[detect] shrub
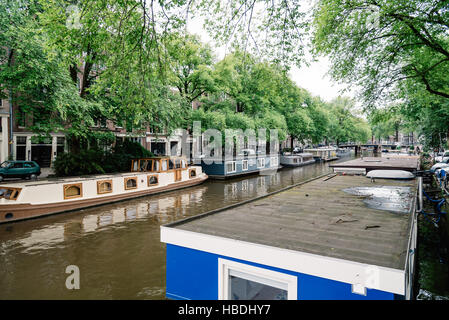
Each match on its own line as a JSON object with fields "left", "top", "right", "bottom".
{"left": 54, "top": 140, "right": 154, "bottom": 176}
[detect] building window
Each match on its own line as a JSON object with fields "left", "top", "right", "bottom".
{"left": 189, "top": 169, "right": 196, "bottom": 178}
{"left": 97, "top": 180, "right": 112, "bottom": 194}
{"left": 257, "top": 158, "right": 265, "bottom": 168}
{"left": 124, "top": 177, "right": 137, "bottom": 190}
{"left": 226, "top": 161, "right": 236, "bottom": 173}
{"left": 218, "top": 259, "right": 297, "bottom": 300}
{"left": 57, "top": 137, "right": 65, "bottom": 145}
{"left": 16, "top": 136, "right": 27, "bottom": 145}
{"left": 148, "top": 175, "right": 158, "bottom": 186}
{"left": 64, "top": 183, "right": 83, "bottom": 199}
{"left": 242, "top": 160, "right": 248, "bottom": 171}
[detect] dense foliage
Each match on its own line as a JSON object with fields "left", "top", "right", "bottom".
{"left": 53, "top": 140, "right": 153, "bottom": 176}
{"left": 1, "top": 0, "right": 373, "bottom": 168}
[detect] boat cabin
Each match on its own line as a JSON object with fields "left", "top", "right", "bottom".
{"left": 161, "top": 174, "right": 418, "bottom": 300}
{"left": 0, "top": 156, "right": 206, "bottom": 224}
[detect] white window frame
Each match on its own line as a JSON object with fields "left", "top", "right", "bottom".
{"left": 270, "top": 156, "right": 278, "bottom": 168}
{"left": 226, "top": 161, "right": 236, "bottom": 173}
{"left": 257, "top": 157, "right": 265, "bottom": 169}
{"left": 218, "top": 258, "right": 297, "bottom": 300}
{"left": 242, "top": 160, "right": 249, "bottom": 171}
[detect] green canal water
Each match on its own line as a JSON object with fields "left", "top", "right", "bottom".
{"left": 0, "top": 153, "right": 448, "bottom": 299}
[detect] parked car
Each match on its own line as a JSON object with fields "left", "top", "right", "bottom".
{"left": 0, "top": 160, "right": 41, "bottom": 182}
{"left": 435, "top": 151, "right": 449, "bottom": 163}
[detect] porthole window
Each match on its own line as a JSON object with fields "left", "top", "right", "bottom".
{"left": 124, "top": 177, "right": 137, "bottom": 190}
{"left": 148, "top": 175, "right": 158, "bottom": 186}
{"left": 64, "top": 183, "right": 83, "bottom": 199}
{"left": 5, "top": 213, "right": 13, "bottom": 219}
{"left": 189, "top": 169, "right": 196, "bottom": 178}
{"left": 97, "top": 180, "right": 113, "bottom": 194}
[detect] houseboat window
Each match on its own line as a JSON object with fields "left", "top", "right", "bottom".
{"left": 189, "top": 169, "right": 196, "bottom": 178}
{"left": 175, "top": 159, "right": 181, "bottom": 169}
{"left": 148, "top": 175, "right": 158, "bottom": 186}
{"left": 160, "top": 160, "right": 167, "bottom": 171}
{"left": 168, "top": 159, "right": 175, "bottom": 170}
{"left": 0, "top": 188, "right": 21, "bottom": 200}
{"left": 97, "top": 180, "right": 112, "bottom": 194}
{"left": 257, "top": 158, "right": 265, "bottom": 168}
{"left": 181, "top": 159, "right": 187, "bottom": 169}
{"left": 125, "top": 177, "right": 137, "bottom": 190}
{"left": 226, "top": 162, "right": 236, "bottom": 173}
{"left": 147, "top": 160, "right": 154, "bottom": 172}
{"left": 229, "top": 273, "right": 288, "bottom": 300}
{"left": 242, "top": 160, "right": 248, "bottom": 171}
{"left": 64, "top": 184, "right": 82, "bottom": 199}
{"left": 218, "top": 259, "right": 297, "bottom": 300}
{"left": 154, "top": 160, "right": 161, "bottom": 172}
{"left": 132, "top": 160, "right": 138, "bottom": 172}
{"left": 271, "top": 157, "right": 278, "bottom": 167}
{"left": 139, "top": 160, "right": 148, "bottom": 172}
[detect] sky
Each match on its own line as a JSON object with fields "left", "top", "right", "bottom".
{"left": 186, "top": 3, "right": 355, "bottom": 103}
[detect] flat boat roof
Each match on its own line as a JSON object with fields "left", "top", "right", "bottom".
{"left": 329, "top": 156, "right": 419, "bottom": 172}
{"left": 164, "top": 174, "right": 417, "bottom": 270}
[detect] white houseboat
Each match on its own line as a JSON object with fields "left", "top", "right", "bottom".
{"left": 0, "top": 156, "right": 207, "bottom": 224}
{"left": 280, "top": 153, "right": 315, "bottom": 167}
{"left": 303, "top": 147, "right": 338, "bottom": 162}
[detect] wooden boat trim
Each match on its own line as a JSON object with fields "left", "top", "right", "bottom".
{"left": 97, "top": 179, "right": 113, "bottom": 194}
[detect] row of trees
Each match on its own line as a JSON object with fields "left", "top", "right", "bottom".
{"left": 0, "top": 0, "right": 371, "bottom": 155}
{"left": 311, "top": 0, "right": 449, "bottom": 150}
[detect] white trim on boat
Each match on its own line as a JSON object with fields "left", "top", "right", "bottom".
{"left": 161, "top": 226, "right": 405, "bottom": 295}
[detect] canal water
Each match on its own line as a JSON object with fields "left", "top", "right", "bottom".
{"left": 0, "top": 154, "right": 447, "bottom": 299}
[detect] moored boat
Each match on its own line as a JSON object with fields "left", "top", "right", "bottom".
{"left": 197, "top": 154, "right": 281, "bottom": 179}
{"left": 0, "top": 156, "right": 207, "bottom": 224}
{"left": 280, "top": 153, "right": 315, "bottom": 167}
{"left": 303, "top": 147, "right": 338, "bottom": 162}
{"left": 336, "top": 148, "right": 352, "bottom": 157}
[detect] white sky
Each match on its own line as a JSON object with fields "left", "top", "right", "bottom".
{"left": 186, "top": 0, "right": 356, "bottom": 103}
{"left": 186, "top": 18, "right": 354, "bottom": 103}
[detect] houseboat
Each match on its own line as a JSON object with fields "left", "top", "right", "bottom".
{"left": 337, "top": 148, "right": 352, "bottom": 157}
{"left": 303, "top": 147, "right": 338, "bottom": 162}
{"left": 0, "top": 156, "right": 207, "bottom": 224}
{"left": 330, "top": 156, "right": 420, "bottom": 175}
{"left": 197, "top": 154, "right": 281, "bottom": 179}
{"left": 280, "top": 153, "right": 315, "bottom": 167}
{"left": 161, "top": 172, "right": 419, "bottom": 300}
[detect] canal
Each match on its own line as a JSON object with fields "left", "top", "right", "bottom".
{"left": 0, "top": 154, "right": 447, "bottom": 299}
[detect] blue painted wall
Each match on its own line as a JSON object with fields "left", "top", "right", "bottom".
{"left": 166, "top": 244, "right": 399, "bottom": 300}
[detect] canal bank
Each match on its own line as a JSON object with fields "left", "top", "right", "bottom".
{"left": 0, "top": 153, "right": 447, "bottom": 299}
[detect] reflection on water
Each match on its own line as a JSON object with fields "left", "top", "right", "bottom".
{"left": 0, "top": 156, "right": 353, "bottom": 299}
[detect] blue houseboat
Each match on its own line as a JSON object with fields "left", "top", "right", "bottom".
{"left": 197, "top": 154, "right": 281, "bottom": 179}
{"left": 161, "top": 173, "right": 419, "bottom": 300}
